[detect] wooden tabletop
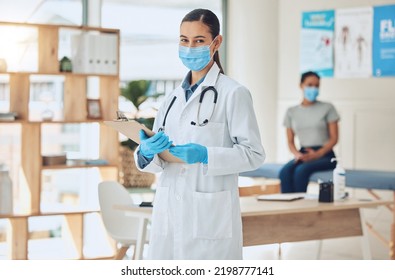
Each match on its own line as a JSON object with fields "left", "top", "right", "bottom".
{"left": 115, "top": 194, "right": 393, "bottom": 218}
{"left": 240, "top": 195, "right": 393, "bottom": 217}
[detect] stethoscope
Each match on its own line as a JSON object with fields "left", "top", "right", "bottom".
{"left": 158, "top": 86, "right": 218, "bottom": 132}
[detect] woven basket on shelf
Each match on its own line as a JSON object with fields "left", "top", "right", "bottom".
{"left": 119, "top": 145, "right": 155, "bottom": 188}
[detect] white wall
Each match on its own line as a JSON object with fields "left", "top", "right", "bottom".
{"left": 227, "top": 0, "right": 395, "bottom": 171}
{"left": 277, "top": 0, "right": 395, "bottom": 171}
{"left": 227, "top": 0, "right": 279, "bottom": 162}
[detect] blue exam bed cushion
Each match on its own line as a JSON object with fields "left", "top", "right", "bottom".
{"left": 240, "top": 163, "right": 395, "bottom": 191}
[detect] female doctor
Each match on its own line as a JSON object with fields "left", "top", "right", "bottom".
{"left": 134, "top": 8, "right": 265, "bottom": 260}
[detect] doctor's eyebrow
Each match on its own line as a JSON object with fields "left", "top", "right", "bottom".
{"left": 180, "top": 35, "right": 207, "bottom": 39}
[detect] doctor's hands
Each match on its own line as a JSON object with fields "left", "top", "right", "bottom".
{"left": 169, "top": 143, "right": 208, "bottom": 164}
{"left": 139, "top": 130, "right": 173, "bottom": 159}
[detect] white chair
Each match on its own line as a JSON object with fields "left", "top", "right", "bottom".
{"left": 98, "top": 181, "right": 148, "bottom": 260}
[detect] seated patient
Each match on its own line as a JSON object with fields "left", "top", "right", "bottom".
{"left": 279, "top": 71, "right": 340, "bottom": 193}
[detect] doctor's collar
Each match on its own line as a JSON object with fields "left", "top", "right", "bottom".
{"left": 182, "top": 71, "right": 206, "bottom": 92}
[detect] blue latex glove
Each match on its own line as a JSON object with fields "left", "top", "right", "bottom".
{"left": 169, "top": 143, "right": 208, "bottom": 164}
{"left": 139, "top": 130, "right": 172, "bottom": 159}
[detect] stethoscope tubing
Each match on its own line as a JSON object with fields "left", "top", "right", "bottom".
{"left": 159, "top": 86, "right": 218, "bottom": 131}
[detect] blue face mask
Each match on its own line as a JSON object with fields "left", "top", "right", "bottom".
{"left": 304, "top": 87, "right": 319, "bottom": 102}
{"left": 178, "top": 38, "right": 216, "bottom": 71}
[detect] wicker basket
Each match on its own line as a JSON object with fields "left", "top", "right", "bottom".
{"left": 119, "top": 145, "right": 155, "bottom": 188}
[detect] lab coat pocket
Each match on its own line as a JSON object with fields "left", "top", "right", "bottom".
{"left": 190, "top": 122, "right": 225, "bottom": 147}
{"left": 193, "top": 190, "right": 232, "bottom": 239}
{"left": 151, "top": 187, "right": 169, "bottom": 237}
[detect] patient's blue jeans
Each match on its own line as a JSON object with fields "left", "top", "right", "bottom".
{"left": 279, "top": 147, "right": 336, "bottom": 193}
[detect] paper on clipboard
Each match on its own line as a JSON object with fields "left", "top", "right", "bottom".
{"left": 103, "top": 120, "right": 184, "bottom": 163}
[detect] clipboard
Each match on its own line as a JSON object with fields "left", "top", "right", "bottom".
{"left": 103, "top": 120, "right": 184, "bottom": 163}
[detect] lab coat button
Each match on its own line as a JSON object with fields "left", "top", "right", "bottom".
{"left": 176, "top": 195, "right": 181, "bottom": 200}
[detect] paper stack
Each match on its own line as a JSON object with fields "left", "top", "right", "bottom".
{"left": 0, "top": 112, "right": 18, "bottom": 121}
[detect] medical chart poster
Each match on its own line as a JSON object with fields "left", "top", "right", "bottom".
{"left": 373, "top": 5, "right": 395, "bottom": 77}
{"left": 300, "top": 10, "right": 334, "bottom": 77}
{"left": 334, "top": 7, "right": 373, "bottom": 78}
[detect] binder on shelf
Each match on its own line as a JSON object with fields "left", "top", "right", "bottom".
{"left": 71, "top": 33, "right": 92, "bottom": 73}
{"left": 106, "top": 33, "right": 118, "bottom": 75}
{"left": 93, "top": 34, "right": 103, "bottom": 74}
{"left": 71, "top": 33, "right": 118, "bottom": 75}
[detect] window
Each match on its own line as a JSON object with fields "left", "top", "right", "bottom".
{"left": 102, "top": 0, "right": 223, "bottom": 81}
{"left": 0, "top": 0, "right": 82, "bottom": 25}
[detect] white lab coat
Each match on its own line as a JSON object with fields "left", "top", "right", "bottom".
{"left": 134, "top": 63, "right": 265, "bottom": 259}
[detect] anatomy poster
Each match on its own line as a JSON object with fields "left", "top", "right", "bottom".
{"left": 300, "top": 10, "right": 334, "bottom": 77}
{"left": 373, "top": 4, "right": 395, "bottom": 77}
{"left": 334, "top": 7, "right": 373, "bottom": 78}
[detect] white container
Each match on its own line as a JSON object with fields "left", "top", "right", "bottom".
{"left": 0, "top": 166, "right": 13, "bottom": 215}
{"left": 331, "top": 158, "right": 346, "bottom": 201}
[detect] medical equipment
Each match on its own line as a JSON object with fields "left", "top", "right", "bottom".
{"left": 190, "top": 86, "right": 218, "bottom": 126}
{"left": 158, "top": 86, "right": 218, "bottom": 131}
{"left": 158, "top": 96, "right": 177, "bottom": 132}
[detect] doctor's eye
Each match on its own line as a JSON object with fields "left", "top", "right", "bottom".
{"left": 179, "top": 38, "right": 189, "bottom": 44}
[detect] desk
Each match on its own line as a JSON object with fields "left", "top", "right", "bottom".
{"left": 240, "top": 164, "right": 395, "bottom": 259}
{"left": 240, "top": 196, "right": 391, "bottom": 260}
{"left": 115, "top": 196, "right": 392, "bottom": 260}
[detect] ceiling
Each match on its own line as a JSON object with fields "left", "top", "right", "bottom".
{"left": 0, "top": 0, "right": 222, "bottom": 23}
{"left": 104, "top": 0, "right": 221, "bottom": 10}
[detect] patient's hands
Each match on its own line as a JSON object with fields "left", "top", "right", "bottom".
{"left": 294, "top": 152, "right": 304, "bottom": 163}
{"left": 298, "top": 148, "right": 321, "bottom": 162}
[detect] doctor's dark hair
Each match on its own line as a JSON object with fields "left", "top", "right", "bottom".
{"left": 182, "top": 8, "right": 225, "bottom": 74}
{"left": 300, "top": 71, "right": 320, "bottom": 84}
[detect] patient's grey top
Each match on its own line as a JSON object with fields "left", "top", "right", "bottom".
{"left": 283, "top": 101, "right": 340, "bottom": 147}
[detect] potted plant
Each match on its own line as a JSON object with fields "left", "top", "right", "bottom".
{"left": 119, "top": 80, "right": 162, "bottom": 188}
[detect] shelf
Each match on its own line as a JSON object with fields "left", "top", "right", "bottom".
{"left": 0, "top": 120, "right": 108, "bottom": 124}
{"left": 0, "top": 20, "right": 120, "bottom": 260}
{"left": 0, "top": 210, "right": 99, "bottom": 219}
{"left": 1, "top": 71, "right": 118, "bottom": 77}
{"left": 41, "top": 164, "right": 118, "bottom": 170}
{"left": 0, "top": 21, "right": 120, "bottom": 33}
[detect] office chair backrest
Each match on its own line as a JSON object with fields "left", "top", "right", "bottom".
{"left": 98, "top": 181, "right": 139, "bottom": 245}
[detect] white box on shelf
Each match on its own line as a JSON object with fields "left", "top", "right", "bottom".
{"left": 71, "top": 33, "right": 118, "bottom": 75}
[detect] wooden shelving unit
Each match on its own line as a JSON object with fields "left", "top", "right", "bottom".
{"left": 0, "top": 22, "right": 120, "bottom": 259}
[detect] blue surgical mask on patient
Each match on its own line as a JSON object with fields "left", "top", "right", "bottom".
{"left": 304, "top": 87, "right": 319, "bottom": 102}
{"left": 179, "top": 37, "right": 217, "bottom": 71}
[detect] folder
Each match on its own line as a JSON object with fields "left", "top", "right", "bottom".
{"left": 71, "top": 33, "right": 95, "bottom": 74}
{"left": 103, "top": 120, "right": 183, "bottom": 163}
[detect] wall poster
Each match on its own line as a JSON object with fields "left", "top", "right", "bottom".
{"left": 334, "top": 7, "right": 373, "bottom": 78}
{"left": 373, "top": 4, "right": 395, "bottom": 77}
{"left": 300, "top": 10, "right": 335, "bottom": 77}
